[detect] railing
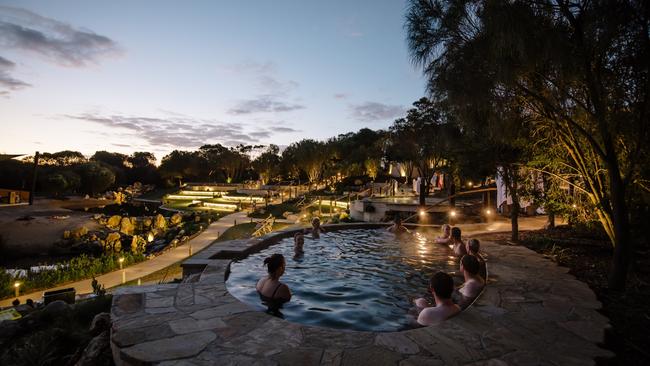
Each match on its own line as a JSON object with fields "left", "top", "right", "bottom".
{"left": 402, "top": 187, "right": 497, "bottom": 223}
{"left": 252, "top": 214, "right": 275, "bottom": 237}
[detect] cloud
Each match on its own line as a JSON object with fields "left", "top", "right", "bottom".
{"left": 222, "top": 60, "right": 304, "bottom": 115}
{"left": 0, "top": 55, "right": 31, "bottom": 94}
{"left": 0, "top": 6, "right": 121, "bottom": 67}
{"left": 274, "top": 126, "right": 299, "bottom": 133}
{"left": 229, "top": 95, "right": 305, "bottom": 115}
{"left": 66, "top": 112, "right": 286, "bottom": 149}
{"left": 349, "top": 102, "right": 406, "bottom": 122}
{"left": 333, "top": 93, "right": 348, "bottom": 100}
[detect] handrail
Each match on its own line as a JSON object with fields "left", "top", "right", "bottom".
{"left": 252, "top": 214, "right": 275, "bottom": 237}
{"left": 402, "top": 187, "right": 496, "bottom": 223}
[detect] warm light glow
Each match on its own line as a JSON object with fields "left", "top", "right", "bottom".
{"left": 203, "top": 202, "right": 238, "bottom": 211}
{"left": 485, "top": 209, "right": 491, "bottom": 215}
{"left": 572, "top": 204, "right": 577, "bottom": 208}
{"left": 147, "top": 232, "right": 154, "bottom": 242}
{"left": 450, "top": 210, "right": 457, "bottom": 217}
{"left": 468, "top": 181, "right": 473, "bottom": 187}
{"left": 118, "top": 257, "right": 125, "bottom": 263}
{"left": 14, "top": 282, "right": 20, "bottom": 288}
{"left": 419, "top": 210, "right": 426, "bottom": 216}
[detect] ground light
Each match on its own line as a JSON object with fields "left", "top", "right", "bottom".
{"left": 119, "top": 257, "right": 125, "bottom": 270}
{"left": 14, "top": 281, "right": 20, "bottom": 298}
{"left": 449, "top": 209, "right": 457, "bottom": 225}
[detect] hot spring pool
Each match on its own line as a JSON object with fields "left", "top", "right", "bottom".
{"left": 226, "top": 228, "right": 463, "bottom": 332}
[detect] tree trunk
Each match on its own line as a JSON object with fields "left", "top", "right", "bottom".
{"left": 510, "top": 178, "right": 520, "bottom": 242}
{"left": 547, "top": 212, "right": 555, "bottom": 229}
{"left": 419, "top": 179, "right": 426, "bottom": 205}
{"left": 608, "top": 165, "right": 631, "bottom": 290}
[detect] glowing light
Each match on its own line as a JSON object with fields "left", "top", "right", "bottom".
{"left": 147, "top": 232, "right": 154, "bottom": 242}
{"left": 450, "top": 210, "right": 457, "bottom": 217}
{"left": 485, "top": 209, "right": 492, "bottom": 215}
{"left": 203, "top": 202, "right": 238, "bottom": 211}
{"left": 419, "top": 210, "right": 426, "bottom": 216}
{"left": 468, "top": 181, "right": 473, "bottom": 187}
{"left": 118, "top": 257, "right": 124, "bottom": 263}
{"left": 572, "top": 204, "right": 577, "bottom": 208}
{"left": 14, "top": 282, "right": 20, "bottom": 288}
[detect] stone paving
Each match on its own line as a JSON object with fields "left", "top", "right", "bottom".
{"left": 110, "top": 226, "right": 613, "bottom": 365}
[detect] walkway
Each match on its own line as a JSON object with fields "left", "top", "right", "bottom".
{"left": 1, "top": 211, "right": 260, "bottom": 307}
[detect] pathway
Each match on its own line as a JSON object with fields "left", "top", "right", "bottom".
{"left": 0, "top": 211, "right": 267, "bottom": 307}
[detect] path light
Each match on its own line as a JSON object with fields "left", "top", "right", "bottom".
{"left": 485, "top": 209, "right": 492, "bottom": 215}
{"left": 468, "top": 181, "right": 473, "bottom": 188}
{"left": 14, "top": 282, "right": 20, "bottom": 298}
{"left": 450, "top": 210, "right": 457, "bottom": 217}
{"left": 147, "top": 232, "right": 154, "bottom": 242}
{"left": 572, "top": 204, "right": 577, "bottom": 208}
{"left": 119, "top": 257, "right": 125, "bottom": 270}
{"left": 419, "top": 210, "right": 426, "bottom": 216}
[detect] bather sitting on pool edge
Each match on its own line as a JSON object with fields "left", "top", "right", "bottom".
{"left": 414, "top": 271, "right": 461, "bottom": 326}
{"left": 257, "top": 254, "right": 292, "bottom": 312}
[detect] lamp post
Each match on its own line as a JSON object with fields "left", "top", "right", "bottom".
{"left": 119, "top": 257, "right": 125, "bottom": 270}
{"left": 14, "top": 282, "right": 20, "bottom": 298}
{"left": 449, "top": 209, "right": 457, "bottom": 225}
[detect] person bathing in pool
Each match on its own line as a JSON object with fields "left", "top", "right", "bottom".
{"left": 310, "top": 217, "right": 325, "bottom": 238}
{"left": 413, "top": 271, "right": 460, "bottom": 325}
{"left": 450, "top": 227, "right": 467, "bottom": 256}
{"left": 293, "top": 232, "right": 305, "bottom": 258}
{"left": 434, "top": 224, "right": 452, "bottom": 244}
{"left": 457, "top": 254, "right": 485, "bottom": 304}
{"left": 256, "top": 254, "right": 292, "bottom": 313}
{"left": 387, "top": 216, "right": 410, "bottom": 234}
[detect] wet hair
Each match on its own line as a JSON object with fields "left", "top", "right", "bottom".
{"left": 461, "top": 255, "right": 480, "bottom": 275}
{"left": 263, "top": 254, "right": 285, "bottom": 276}
{"left": 12, "top": 299, "right": 19, "bottom": 306}
{"left": 293, "top": 232, "right": 304, "bottom": 240}
{"left": 312, "top": 217, "right": 320, "bottom": 226}
{"left": 451, "top": 227, "right": 462, "bottom": 240}
{"left": 441, "top": 224, "right": 451, "bottom": 234}
{"left": 429, "top": 272, "right": 454, "bottom": 299}
{"left": 467, "top": 239, "right": 480, "bottom": 254}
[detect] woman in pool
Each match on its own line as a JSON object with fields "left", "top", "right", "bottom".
{"left": 434, "top": 224, "right": 452, "bottom": 244}
{"left": 311, "top": 217, "right": 325, "bottom": 238}
{"left": 450, "top": 227, "right": 467, "bottom": 256}
{"left": 293, "top": 232, "right": 305, "bottom": 258}
{"left": 256, "top": 254, "right": 292, "bottom": 312}
{"left": 387, "top": 216, "right": 410, "bottom": 234}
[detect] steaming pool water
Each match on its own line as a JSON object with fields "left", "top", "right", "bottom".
{"left": 226, "top": 228, "right": 464, "bottom": 332}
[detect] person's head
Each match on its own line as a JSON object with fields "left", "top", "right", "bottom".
{"left": 460, "top": 255, "right": 480, "bottom": 276}
{"left": 12, "top": 299, "right": 19, "bottom": 307}
{"left": 429, "top": 272, "right": 454, "bottom": 300}
{"left": 451, "top": 227, "right": 462, "bottom": 241}
{"left": 441, "top": 224, "right": 451, "bottom": 236}
{"left": 26, "top": 299, "right": 34, "bottom": 307}
{"left": 263, "top": 254, "right": 286, "bottom": 279}
{"left": 467, "top": 238, "right": 480, "bottom": 255}
{"left": 312, "top": 217, "right": 320, "bottom": 228}
{"left": 294, "top": 232, "right": 304, "bottom": 251}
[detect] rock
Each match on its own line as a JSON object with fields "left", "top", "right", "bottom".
{"left": 43, "top": 300, "right": 70, "bottom": 316}
{"left": 75, "top": 329, "right": 112, "bottom": 366}
{"left": 105, "top": 232, "right": 122, "bottom": 252}
{"left": 92, "top": 214, "right": 104, "bottom": 220}
{"left": 89, "top": 312, "right": 111, "bottom": 335}
{"left": 120, "top": 217, "right": 135, "bottom": 235}
{"left": 71, "top": 226, "right": 88, "bottom": 239}
{"left": 170, "top": 213, "right": 183, "bottom": 226}
{"left": 107, "top": 215, "right": 122, "bottom": 228}
{"left": 131, "top": 235, "right": 147, "bottom": 254}
{"left": 142, "top": 217, "right": 153, "bottom": 228}
{"left": 154, "top": 214, "right": 167, "bottom": 230}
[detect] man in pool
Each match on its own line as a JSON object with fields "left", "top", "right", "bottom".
{"left": 450, "top": 227, "right": 467, "bottom": 256}
{"left": 387, "top": 216, "right": 410, "bottom": 234}
{"left": 458, "top": 254, "right": 485, "bottom": 301}
{"left": 414, "top": 272, "right": 460, "bottom": 325}
{"left": 293, "top": 232, "right": 305, "bottom": 258}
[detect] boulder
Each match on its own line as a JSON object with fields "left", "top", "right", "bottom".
{"left": 43, "top": 300, "right": 70, "bottom": 316}
{"left": 89, "top": 312, "right": 111, "bottom": 336}
{"left": 105, "top": 232, "right": 122, "bottom": 253}
{"left": 107, "top": 215, "right": 122, "bottom": 228}
{"left": 154, "top": 214, "right": 167, "bottom": 230}
{"left": 170, "top": 213, "right": 183, "bottom": 226}
{"left": 130, "top": 235, "right": 147, "bottom": 254}
{"left": 71, "top": 226, "right": 88, "bottom": 239}
{"left": 75, "top": 330, "right": 112, "bottom": 366}
{"left": 142, "top": 217, "right": 153, "bottom": 228}
{"left": 119, "top": 217, "right": 134, "bottom": 235}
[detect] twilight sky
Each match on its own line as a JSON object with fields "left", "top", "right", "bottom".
{"left": 0, "top": 0, "right": 425, "bottom": 161}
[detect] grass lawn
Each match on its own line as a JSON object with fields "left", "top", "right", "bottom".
{"left": 249, "top": 202, "right": 301, "bottom": 219}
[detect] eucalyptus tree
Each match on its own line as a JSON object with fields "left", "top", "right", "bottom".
{"left": 252, "top": 144, "right": 281, "bottom": 185}
{"left": 405, "top": 0, "right": 649, "bottom": 289}
{"left": 282, "top": 139, "right": 328, "bottom": 185}
{"left": 387, "top": 97, "right": 459, "bottom": 205}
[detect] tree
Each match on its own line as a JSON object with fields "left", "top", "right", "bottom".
{"left": 77, "top": 162, "right": 116, "bottom": 195}
{"left": 199, "top": 144, "right": 250, "bottom": 183}
{"left": 283, "top": 139, "right": 327, "bottom": 184}
{"left": 252, "top": 145, "right": 281, "bottom": 185}
{"left": 387, "top": 98, "right": 459, "bottom": 205}
{"left": 159, "top": 150, "right": 206, "bottom": 186}
{"left": 405, "top": 0, "right": 650, "bottom": 289}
